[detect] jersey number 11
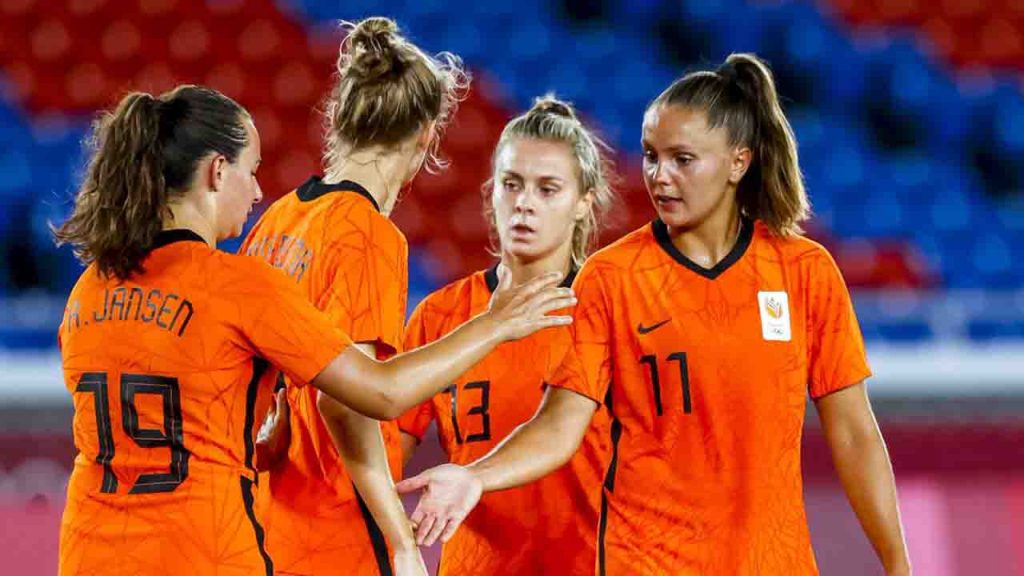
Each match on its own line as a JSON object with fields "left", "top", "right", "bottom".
{"left": 640, "top": 352, "right": 691, "bottom": 416}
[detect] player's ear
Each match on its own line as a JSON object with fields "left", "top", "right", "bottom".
{"left": 575, "top": 187, "right": 595, "bottom": 222}
{"left": 206, "top": 154, "right": 228, "bottom": 193}
{"left": 728, "top": 146, "right": 752, "bottom": 185}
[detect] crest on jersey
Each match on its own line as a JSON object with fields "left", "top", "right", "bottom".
{"left": 757, "top": 291, "right": 791, "bottom": 342}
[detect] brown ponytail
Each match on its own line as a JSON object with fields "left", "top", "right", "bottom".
{"left": 53, "top": 85, "right": 249, "bottom": 280}
{"left": 652, "top": 53, "right": 809, "bottom": 236}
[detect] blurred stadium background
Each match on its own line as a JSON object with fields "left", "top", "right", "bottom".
{"left": 1, "top": 0, "right": 1023, "bottom": 574}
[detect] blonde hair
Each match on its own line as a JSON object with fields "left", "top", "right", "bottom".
{"left": 485, "top": 95, "right": 617, "bottom": 268}
{"left": 324, "top": 16, "right": 470, "bottom": 173}
{"left": 652, "top": 53, "right": 809, "bottom": 236}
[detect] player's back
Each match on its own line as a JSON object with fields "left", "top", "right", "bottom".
{"left": 59, "top": 230, "right": 350, "bottom": 576}
{"left": 241, "top": 177, "right": 408, "bottom": 575}
{"left": 399, "top": 266, "right": 608, "bottom": 576}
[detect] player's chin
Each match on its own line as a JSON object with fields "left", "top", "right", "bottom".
{"left": 222, "top": 221, "right": 245, "bottom": 242}
{"left": 652, "top": 205, "right": 695, "bottom": 229}
{"left": 505, "top": 240, "right": 552, "bottom": 263}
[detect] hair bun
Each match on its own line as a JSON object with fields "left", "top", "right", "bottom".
{"left": 529, "top": 94, "right": 578, "bottom": 121}
{"left": 346, "top": 17, "right": 402, "bottom": 81}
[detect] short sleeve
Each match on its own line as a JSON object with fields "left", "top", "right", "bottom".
{"left": 319, "top": 214, "right": 408, "bottom": 358}
{"left": 395, "top": 301, "right": 437, "bottom": 440}
{"left": 232, "top": 260, "right": 352, "bottom": 385}
{"left": 806, "top": 249, "right": 872, "bottom": 398}
{"left": 547, "top": 261, "right": 614, "bottom": 405}
{"left": 397, "top": 402, "right": 434, "bottom": 442}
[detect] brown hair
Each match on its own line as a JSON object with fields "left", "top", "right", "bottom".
{"left": 324, "top": 16, "right": 470, "bottom": 173}
{"left": 485, "top": 95, "right": 617, "bottom": 268}
{"left": 53, "top": 85, "right": 250, "bottom": 280}
{"left": 652, "top": 53, "right": 809, "bottom": 236}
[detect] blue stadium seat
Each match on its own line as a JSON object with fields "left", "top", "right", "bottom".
{"left": 967, "top": 320, "right": 1024, "bottom": 341}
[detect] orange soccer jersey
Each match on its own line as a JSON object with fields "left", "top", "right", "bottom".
{"left": 550, "top": 219, "right": 871, "bottom": 576}
{"left": 398, "top": 266, "right": 609, "bottom": 576}
{"left": 240, "top": 177, "right": 408, "bottom": 576}
{"left": 58, "top": 230, "right": 352, "bottom": 576}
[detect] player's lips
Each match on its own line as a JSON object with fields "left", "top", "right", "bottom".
{"left": 654, "top": 194, "right": 683, "bottom": 206}
{"left": 509, "top": 222, "right": 537, "bottom": 236}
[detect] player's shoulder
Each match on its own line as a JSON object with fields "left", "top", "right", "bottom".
{"left": 580, "top": 222, "right": 657, "bottom": 276}
{"left": 753, "top": 221, "right": 838, "bottom": 271}
{"left": 413, "top": 270, "right": 486, "bottom": 320}
{"left": 315, "top": 190, "right": 407, "bottom": 257}
{"left": 205, "top": 250, "right": 292, "bottom": 293}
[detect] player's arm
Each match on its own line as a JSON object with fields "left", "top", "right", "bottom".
{"left": 814, "top": 382, "right": 911, "bottom": 576}
{"left": 395, "top": 309, "right": 435, "bottom": 469}
{"left": 396, "top": 386, "right": 598, "bottom": 546}
{"left": 311, "top": 271, "right": 574, "bottom": 420}
{"left": 399, "top": 432, "right": 419, "bottom": 467}
{"left": 317, "top": 343, "right": 423, "bottom": 568}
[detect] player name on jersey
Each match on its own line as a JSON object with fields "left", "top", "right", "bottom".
{"left": 244, "top": 233, "right": 314, "bottom": 283}
{"left": 64, "top": 286, "right": 194, "bottom": 337}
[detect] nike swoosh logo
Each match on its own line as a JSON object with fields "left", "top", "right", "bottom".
{"left": 637, "top": 319, "right": 671, "bottom": 335}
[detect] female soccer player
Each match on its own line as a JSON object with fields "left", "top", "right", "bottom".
{"left": 53, "top": 85, "right": 574, "bottom": 576}
{"left": 397, "top": 96, "right": 615, "bottom": 575}
{"left": 240, "top": 16, "right": 469, "bottom": 576}
{"left": 398, "top": 54, "right": 912, "bottom": 576}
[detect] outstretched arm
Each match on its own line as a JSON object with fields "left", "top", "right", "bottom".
{"left": 815, "top": 382, "right": 910, "bottom": 576}
{"left": 396, "top": 387, "right": 598, "bottom": 546}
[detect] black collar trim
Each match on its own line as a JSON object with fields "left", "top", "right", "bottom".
{"left": 296, "top": 176, "right": 381, "bottom": 212}
{"left": 152, "top": 229, "right": 206, "bottom": 250}
{"left": 651, "top": 217, "right": 754, "bottom": 280}
{"left": 484, "top": 263, "right": 579, "bottom": 293}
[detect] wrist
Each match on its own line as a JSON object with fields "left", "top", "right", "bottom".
{"left": 464, "top": 462, "right": 489, "bottom": 492}
{"left": 473, "top": 312, "right": 505, "bottom": 344}
{"left": 392, "top": 534, "right": 418, "bottom": 553}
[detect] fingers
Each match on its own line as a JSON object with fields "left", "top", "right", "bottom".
{"left": 529, "top": 315, "right": 574, "bottom": 330}
{"left": 439, "top": 512, "right": 466, "bottom": 543}
{"left": 421, "top": 512, "right": 448, "bottom": 546}
{"left": 274, "top": 388, "right": 288, "bottom": 415}
{"left": 395, "top": 474, "right": 430, "bottom": 494}
{"left": 413, "top": 511, "right": 436, "bottom": 546}
{"left": 526, "top": 287, "right": 577, "bottom": 315}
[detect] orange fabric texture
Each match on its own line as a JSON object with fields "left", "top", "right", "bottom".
{"left": 58, "top": 231, "right": 351, "bottom": 576}
{"left": 397, "top": 267, "right": 609, "bottom": 576}
{"left": 240, "top": 177, "right": 408, "bottom": 576}
{"left": 549, "top": 219, "right": 871, "bottom": 575}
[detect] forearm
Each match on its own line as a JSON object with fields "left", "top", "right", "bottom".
{"left": 469, "top": 393, "right": 591, "bottom": 491}
{"left": 399, "top": 432, "right": 419, "bottom": 468}
{"left": 379, "top": 314, "right": 503, "bottom": 414}
{"left": 827, "top": 422, "right": 909, "bottom": 572}
{"left": 319, "top": 395, "right": 415, "bottom": 551}
{"left": 311, "top": 314, "right": 501, "bottom": 420}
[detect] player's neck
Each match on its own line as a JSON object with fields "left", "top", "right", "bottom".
{"left": 163, "top": 199, "right": 216, "bottom": 246}
{"left": 500, "top": 243, "right": 573, "bottom": 287}
{"left": 668, "top": 207, "right": 742, "bottom": 270}
{"left": 323, "top": 153, "right": 410, "bottom": 216}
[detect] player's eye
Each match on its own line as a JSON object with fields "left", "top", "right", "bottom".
{"left": 503, "top": 179, "right": 520, "bottom": 191}
{"left": 675, "top": 155, "right": 693, "bottom": 166}
{"left": 541, "top": 186, "right": 559, "bottom": 196}
{"left": 643, "top": 150, "right": 657, "bottom": 164}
